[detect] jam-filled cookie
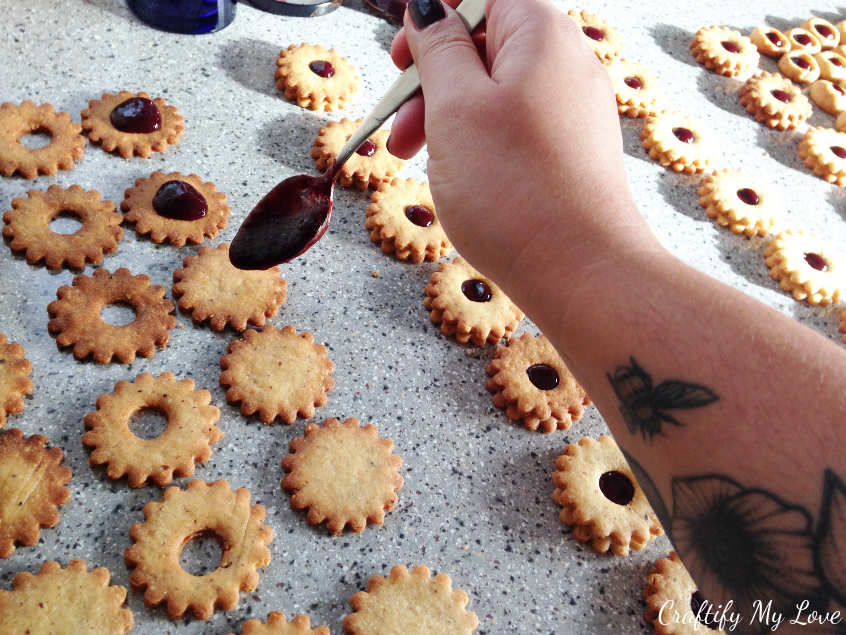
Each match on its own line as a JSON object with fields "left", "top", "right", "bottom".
{"left": 690, "top": 26, "right": 759, "bottom": 78}
{"left": 604, "top": 58, "right": 661, "bottom": 118}
{"left": 738, "top": 72, "right": 812, "bottom": 130}
{"left": 749, "top": 26, "right": 790, "bottom": 58}
{"left": 763, "top": 229, "right": 845, "bottom": 306}
{"left": 567, "top": 9, "right": 622, "bottom": 61}
{"left": 779, "top": 51, "right": 821, "bottom": 83}
{"left": 697, "top": 170, "right": 777, "bottom": 237}
{"left": 275, "top": 43, "right": 359, "bottom": 112}
{"left": 804, "top": 17, "right": 840, "bottom": 49}
{"left": 798, "top": 126, "right": 846, "bottom": 185}
{"left": 785, "top": 27, "right": 822, "bottom": 53}
{"left": 814, "top": 51, "right": 846, "bottom": 82}
{"left": 641, "top": 111, "right": 712, "bottom": 174}
{"left": 810, "top": 79, "right": 846, "bottom": 115}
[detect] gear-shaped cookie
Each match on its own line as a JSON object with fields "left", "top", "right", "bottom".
{"left": 738, "top": 72, "right": 812, "bottom": 130}
{"left": 0, "top": 334, "right": 33, "bottom": 429}
{"left": 275, "top": 43, "right": 359, "bottom": 111}
{"left": 690, "top": 26, "right": 759, "bottom": 77}
{"left": 763, "top": 229, "right": 845, "bottom": 306}
{"left": 697, "top": 169, "right": 778, "bottom": 237}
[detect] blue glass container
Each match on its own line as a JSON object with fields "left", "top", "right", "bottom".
{"left": 128, "top": 0, "right": 236, "bottom": 34}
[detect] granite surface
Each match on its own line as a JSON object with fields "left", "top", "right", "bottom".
{"left": 1, "top": 0, "right": 845, "bottom": 633}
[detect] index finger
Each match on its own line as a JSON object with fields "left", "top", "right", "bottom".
{"left": 390, "top": 0, "right": 464, "bottom": 70}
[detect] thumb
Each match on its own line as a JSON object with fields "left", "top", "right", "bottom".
{"left": 403, "top": 0, "right": 489, "bottom": 113}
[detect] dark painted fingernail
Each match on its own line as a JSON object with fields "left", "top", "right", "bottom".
{"left": 408, "top": 0, "right": 445, "bottom": 29}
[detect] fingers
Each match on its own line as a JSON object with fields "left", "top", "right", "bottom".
{"left": 390, "top": 0, "right": 463, "bottom": 71}
{"left": 386, "top": 93, "right": 427, "bottom": 159}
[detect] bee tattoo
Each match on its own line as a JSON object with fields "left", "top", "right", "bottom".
{"left": 607, "top": 356, "right": 718, "bottom": 441}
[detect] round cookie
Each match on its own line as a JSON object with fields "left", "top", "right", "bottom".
{"left": 233, "top": 611, "right": 329, "bottom": 635}
{"left": 690, "top": 26, "right": 759, "bottom": 78}
{"left": 0, "top": 101, "right": 85, "bottom": 178}
{"left": 804, "top": 17, "right": 840, "bottom": 49}
{"left": 748, "top": 26, "right": 790, "bottom": 58}
{"left": 785, "top": 27, "right": 822, "bottom": 53}
{"left": 697, "top": 169, "right": 777, "bottom": 237}
{"left": 815, "top": 51, "right": 846, "bottom": 82}
{"left": 763, "top": 229, "right": 845, "bottom": 306}
{"left": 798, "top": 126, "right": 846, "bottom": 185}
{"left": 837, "top": 110, "right": 846, "bottom": 133}
{"left": 275, "top": 43, "right": 359, "bottom": 112}
{"left": 604, "top": 58, "right": 661, "bottom": 118}
{"left": 0, "top": 335, "right": 33, "bottom": 429}
{"left": 566, "top": 9, "right": 622, "bottom": 61}
{"left": 778, "top": 51, "right": 820, "bottom": 83}
{"left": 641, "top": 111, "right": 712, "bottom": 174}
{"left": 810, "top": 79, "right": 846, "bottom": 115}
{"left": 738, "top": 72, "right": 812, "bottom": 130}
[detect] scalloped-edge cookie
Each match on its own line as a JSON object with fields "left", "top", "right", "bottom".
{"left": 312, "top": 118, "right": 404, "bottom": 190}
{"left": 343, "top": 564, "right": 479, "bottom": 635}
{"left": 804, "top": 17, "right": 840, "bottom": 49}
{"left": 0, "top": 334, "right": 33, "bottom": 429}
{"left": 125, "top": 479, "right": 273, "bottom": 621}
{"left": 786, "top": 27, "right": 822, "bottom": 53}
{"left": 365, "top": 178, "right": 452, "bottom": 263}
{"left": 0, "top": 101, "right": 86, "bottom": 178}
{"left": 81, "top": 91, "right": 184, "bottom": 158}
{"left": 690, "top": 26, "right": 759, "bottom": 78}
{"left": 275, "top": 43, "right": 359, "bottom": 112}
{"left": 566, "top": 9, "right": 622, "bottom": 61}
{"left": 172, "top": 243, "right": 287, "bottom": 331}
{"left": 47, "top": 267, "right": 176, "bottom": 364}
{"left": 231, "top": 611, "right": 330, "bottom": 635}
{"left": 643, "top": 552, "right": 726, "bottom": 634}
{"left": 738, "top": 72, "right": 812, "bottom": 130}
{"left": 424, "top": 256, "right": 524, "bottom": 346}
{"left": 763, "top": 229, "right": 846, "bottom": 306}
{"left": 641, "top": 111, "right": 711, "bottom": 174}
{"left": 0, "top": 560, "right": 133, "bottom": 633}
{"left": 0, "top": 429, "right": 71, "bottom": 558}
{"left": 551, "top": 435, "right": 664, "bottom": 556}
{"left": 749, "top": 26, "right": 790, "bottom": 58}
{"left": 798, "top": 126, "right": 846, "bottom": 186}
{"left": 604, "top": 58, "right": 661, "bottom": 118}
{"left": 697, "top": 170, "right": 777, "bottom": 237}
{"left": 811, "top": 79, "right": 846, "bottom": 115}
{"left": 3, "top": 184, "right": 123, "bottom": 270}
{"left": 281, "top": 417, "right": 403, "bottom": 535}
{"left": 485, "top": 333, "right": 591, "bottom": 433}
{"left": 83, "top": 372, "right": 222, "bottom": 487}
{"left": 778, "top": 51, "right": 820, "bottom": 83}
{"left": 120, "top": 171, "right": 230, "bottom": 245}
{"left": 219, "top": 324, "right": 335, "bottom": 424}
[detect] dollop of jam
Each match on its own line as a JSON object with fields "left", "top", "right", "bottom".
{"left": 309, "top": 60, "right": 335, "bottom": 78}
{"left": 461, "top": 279, "right": 492, "bottom": 302}
{"left": 834, "top": 83, "right": 846, "bottom": 96}
{"left": 721, "top": 40, "right": 740, "bottom": 53}
{"left": 623, "top": 76, "right": 643, "bottom": 89}
{"left": 766, "top": 31, "right": 784, "bottom": 46}
{"left": 526, "top": 364, "right": 559, "bottom": 390}
{"left": 830, "top": 56, "right": 844, "bottom": 67}
{"left": 356, "top": 139, "right": 377, "bottom": 157}
{"left": 598, "top": 471, "right": 635, "bottom": 505}
{"left": 794, "top": 33, "right": 812, "bottom": 46}
{"left": 770, "top": 89, "right": 791, "bottom": 103}
{"left": 152, "top": 181, "right": 208, "bottom": 221}
{"left": 109, "top": 97, "right": 162, "bottom": 133}
{"left": 404, "top": 205, "right": 434, "bottom": 227}
{"left": 792, "top": 56, "right": 812, "bottom": 70}
{"left": 831, "top": 146, "right": 846, "bottom": 159}
{"left": 804, "top": 252, "right": 828, "bottom": 271}
{"left": 736, "top": 188, "right": 759, "bottom": 205}
{"left": 815, "top": 24, "right": 835, "bottom": 40}
{"left": 672, "top": 127, "right": 695, "bottom": 143}
{"left": 582, "top": 26, "right": 604, "bottom": 41}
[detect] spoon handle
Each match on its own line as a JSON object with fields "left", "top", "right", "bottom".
{"left": 333, "top": 0, "right": 488, "bottom": 167}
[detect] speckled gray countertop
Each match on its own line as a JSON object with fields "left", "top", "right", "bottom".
{"left": 1, "top": 1, "right": 845, "bottom": 633}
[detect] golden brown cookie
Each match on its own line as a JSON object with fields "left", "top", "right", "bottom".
{"left": 840, "top": 308, "right": 846, "bottom": 344}
{"left": 738, "top": 72, "right": 812, "bottom": 130}
{"left": 312, "top": 118, "right": 404, "bottom": 190}
{"left": 364, "top": 178, "right": 452, "bottom": 263}
{"left": 233, "top": 611, "right": 329, "bottom": 635}
{"left": 47, "top": 267, "right": 177, "bottom": 364}
{"left": 172, "top": 243, "right": 287, "bottom": 331}
{"left": 551, "top": 435, "right": 664, "bottom": 556}
{"left": 125, "top": 479, "right": 273, "bottom": 621}
{"left": 343, "top": 564, "right": 478, "bottom": 635}
{"left": 786, "top": 27, "right": 822, "bottom": 53}
{"left": 424, "top": 257, "right": 524, "bottom": 346}
{"left": 690, "top": 26, "right": 759, "bottom": 78}
{"left": 0, "top": 335, "right": 33, "bottom": 429}
{"left": 763, "top": 229, "right": 845, "bottom": 306}
{"left": 603, "top": 58, "right": 661, "bottom": 118}
{"left": 83, "top": 372, "right": 222, "bottom": 487}
{"left": 640, "top": 111, "right": 711, "bottom": 174}
{"left": 0, "top": 101, "right": 86, "bottom": 178}
{"left": 281, "top": 417, "right": 403, "bottom": 535}
{"left": 566, "top": 9, "right": 622, "bottom": 61}
{"left": 643, "top": 552, "right": 725, "bottom": 635}
{"left": 838, "top": 110, "right": 846, "bottom": 134}
{"left": 804, "top": 17, "right": 840, "bottom": 49}
{"left": 81, "top": 91, "right": 184, "bottom": 158}
{"left": 697, "top": 170, "right": 777, "bottom": 237}
{"left": 798, "top": 126, "right": 846, "bottom": 186}
{"left": 3, "top": 184, "right": 123, "bottom": 270}
{"left": 0, "top": 429, "right": 71, "bottom": 558}
{"left": 485, "top": 333, "right": 591, "bottom": 433}
{"left": 748, "top": 26, "right": 790, "bottom": 58}
{"left": 815, "top": 51, "right": 846, "bottom": 82}
{"left": 219, "top": 324, "right": 335, "bottom": 424}
{"left": 120, "top": 171, "right": 230, "bottom": 245}
{"left": 810, "top": 79, "right": 846, "bottom": 115}
{"left": 778, "top": 51, "right": 820, "bottom": 83}
{"left": 275, "top": 43, "right": 359, "bottom": 112}
{"left": 0, "top": 560, "right": 133, "bottom": 634}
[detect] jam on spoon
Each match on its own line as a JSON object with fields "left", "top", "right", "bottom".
{"left": 229, "top": 0, "right": 488, "bottom": 270}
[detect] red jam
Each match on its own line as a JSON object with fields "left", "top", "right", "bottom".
{"left": 599, "top": 471, "right": 635, "bottom": 505}
{"left": 736, "top": 188, "right": 759, "bottom": 205}
{"left": 815, "top": 24, "right": 835, "bottom": 40}
{"left": 831, "top": 146, "right": 846, "bottom": 159}
{"left": 834, "top": 83, "right": 845, "bottom": 95}
{"left": 672, "top": 127, "right": 695, "bottom": 143}
{"left": 794, "top": 33, "right": 812, "bottom": 46}
{"left": 582, "top": 26, "right": 604, "bottom": 41}
{"left": 461, "top": 279, "right": 492, "bottom": 302}
{"left": 771, "top": 89, "right": 791, "bottom": 103}
{"left": 624, "top": 76, "right": 643, "bottom": 89}
{"left": 830, "top": 56, "right": 844, "bottom": 67}
{"left": 356, "top": 139, "right": 377, "bottom": 157}
{"left": 766, "top": 31, "right": 784, "bottom": 46}
{"left": 152, "top": 181, "right": 208, "bottom": 221}
{"left": 792, "top": 56, "right": 812, "bottom": 70}
{"left": 404, "top": 205, "right": 434, "bottom": 227}
{"left": 721, "top": 40, "right": 740, "bottom": 53}
{"left": 804, "top": 252, "right": 828, "bottom": 271}
{"left": 309, "top": 60, "right": 335, "bottom": 78}
{"left": 526, "top": 364, "right": 559, "bottom": 390}
{"left": 109, "top": 97, "right": 161, "bottom": 133}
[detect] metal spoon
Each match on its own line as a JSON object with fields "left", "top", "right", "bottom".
{"left": 229, "top": 0, "right": 488, "bottom": 270}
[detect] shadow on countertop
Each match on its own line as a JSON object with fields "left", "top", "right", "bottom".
{"left": 217, "top": 37, "right": 281, "bottom": 96}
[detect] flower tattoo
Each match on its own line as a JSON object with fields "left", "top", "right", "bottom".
{"left": 816, "top": 469, "right": 846, "bottom": 606}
